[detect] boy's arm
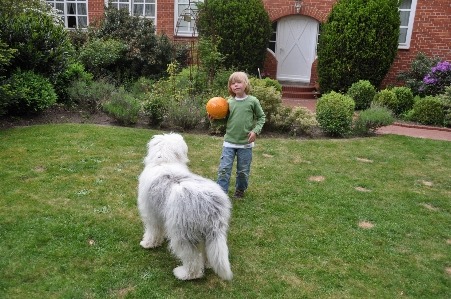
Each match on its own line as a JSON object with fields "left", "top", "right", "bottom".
{"left": 252, "top": 100, "right": 266, "bottom": 135}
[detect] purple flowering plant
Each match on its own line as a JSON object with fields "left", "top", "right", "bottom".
{"left": 422, "top": 61, "right": 451, "bottom": 96}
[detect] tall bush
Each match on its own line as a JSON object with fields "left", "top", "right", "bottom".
{"left": 90, "top": 3, "right": 188, "bottom": 81}
{"left": 0, "top": 11, "right": 72, "bottom": 80}
{"left": 316, "top": 92, "right": 355, "bottom": 136}
{"left": 197, "top": 0, "right": 272, "bottom": 76}
{"left": 317, "top": 0, "right": 400, "bottom": 93}
{"left": 436, "top": 86, "right": 451, "bottom": 127}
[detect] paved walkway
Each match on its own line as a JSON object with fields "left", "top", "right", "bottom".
{"left": 282, "top": 98, "right": 451, "bottom": 142}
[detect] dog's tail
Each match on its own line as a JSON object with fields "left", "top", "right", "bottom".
{"left": 206, "top": 234, "right": 233, "bottom": 280}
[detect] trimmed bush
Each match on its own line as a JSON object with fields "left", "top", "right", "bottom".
{"left": 103, "top": 88, "right": 140, "bottom": 125}
{"left": 412, "top": 96, "right": 444, "bottom": 126}
{"left": 249, "top": 78, "right": 283, "bottom": 124}
{"left": 316, "top": 91, "right": 355, "bottom": 136}
{"left": 373, "top": 89, "right": 398, "bottom": 115}
{"left": 436, "top": 86, "right": 451, "bottom": 127}
{"left": 346, "top": 80, "right": 376, "bottom": 110}
{"left": 317, "top": 0, "right": 400, "bottom": 93}
{"left": 286, "top": 106, "right": 319, "bottom": 137}
{"left": 8, "top": 69, "right": 57, "bottom": 115}
{"left": 353, "top": 103, "right": 394, "bottom": 136}
{"left": 392, "top": 86, "right": 414, "bottom": 115}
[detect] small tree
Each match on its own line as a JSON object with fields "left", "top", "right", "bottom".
{"left": 197, "top": 0, "right": 272, "bottom": 76}
{"left": 317, "top": 0, "right": 400, "bottom": 93}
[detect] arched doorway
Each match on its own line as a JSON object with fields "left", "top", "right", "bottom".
{"left": 275, "top": 15, "right": 319, "bottom": 83}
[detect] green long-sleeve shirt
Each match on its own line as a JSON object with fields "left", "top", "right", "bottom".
{"left": 221, "top": 95, "right": 266, "bottom": 145}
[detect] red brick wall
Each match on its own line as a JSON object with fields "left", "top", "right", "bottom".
{"left": 86, "top": 0, "right": 451, "bottom": 88}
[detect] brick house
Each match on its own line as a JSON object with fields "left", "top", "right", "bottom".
{"left": 47, "top": 0, "right": 451, "bottom": 89}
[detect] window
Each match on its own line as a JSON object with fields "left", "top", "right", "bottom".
{"left": 110, "top": 0, "right": 156, "bottom": 21}
{"left": 268, "top": 22, "right": 277, "bottom": 54}
{"left": 398, "top": 0, "right": 417, "bottom": 49}
{"left": 175, "top": 0, "right": 203, "bottom": 36}
{"left": 46, "top": 0, "right": 88, "bottom": 29}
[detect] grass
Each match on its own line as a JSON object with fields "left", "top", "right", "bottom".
{"left": 1, "top": 124, "right": 450, "bottom": 298}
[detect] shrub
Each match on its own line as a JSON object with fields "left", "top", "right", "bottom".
{"left": 346, "top": 80, "right": 376, "bottom": 110}
{"left": 0, "top": 36, "right": 17, "bottom": 116}
{"left": 353, "top": 103, "right": 394, "bottom": 136}
{"left": 286, "top": 106, "right": 319, "bottom": 137}
{"left": 316, "top": 91, "right": 355, "bottom": 136}
{"left": 8, "top": 69, "right": 57, "bottom": 115}
{"left": 373, "top": 89, "right": 398, "bottom": 115}
{"left": 91, "top": 4, "right": 188, "bottom": 81}
{"left": 249, "top": 78, "right": 283, "bottom": 124}
{"left": 412, "top": 96, "right": 444, "bottom": 126}
{"left": 436, "top": 86, "right": 451, "bottom": 127}
{"left": 317, "top": 0, "right": 400, "bottom": 93}
{"left": 164, "top": 97, "right": 205, "bottom": 130}
{"left": 103, "top": 87, "right": 140, "bottom": 125}
{"left": 77, "top": 38, "right": 127, "bottom": 82}
{"left": 267, "top": 105, "right": 293, "bottom": 132}
{"left": 392, "top": 86, "right": 414, "bottom": 115}
{"left": 54, "top": 62, "right": 93, "bottom": 104}
{"left": 421, "top": 61, "right": 451, "bottom": 96}
{"left": 0, "top": 11, "right": 72, "bottom": 80}
{"left": 396, "top": 52, "right": 441, "bottom": 96}
{"left": 68, "top": 79, "right": 116, "bottom": 113}
{"left": 197, "top": 0, "right": 272, "bottom": 76}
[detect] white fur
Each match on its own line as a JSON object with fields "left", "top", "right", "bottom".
{"left": 137, "top": 133, "right": 233, "bottom": 280}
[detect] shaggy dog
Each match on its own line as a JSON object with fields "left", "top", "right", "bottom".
{"left": 137, "top": 133, "right": 233, "bottom": 280}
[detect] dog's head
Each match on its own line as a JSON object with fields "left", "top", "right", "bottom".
{"left": 144, "top": 133, "right": 189, "bottom": 166}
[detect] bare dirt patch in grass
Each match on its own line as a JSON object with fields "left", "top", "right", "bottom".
{"left": 309, "top": 176, "right": 325, "bottom": 182}
{"left": 358, "top": 221, "right": 375, "bottom": 229}
{"left": 356, "top": 158, "right": 373, "bottom": 163}
{"left": 422, "top": 181, "right": 433, "bottom": 186}
{"left": 355, "top": 186, "right": 371, "bottom": 192}
{"left": 263, "top": 153, "right": 274, "bottom": 158}
{"left": 422, "top": 203, "right": 439, "bottom": 211}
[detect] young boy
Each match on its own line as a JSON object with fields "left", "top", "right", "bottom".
{"left": 208, "top": 72, "right": 266, "bottom": 198}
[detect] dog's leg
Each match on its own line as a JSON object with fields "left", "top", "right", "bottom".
{"left": 198, "top": 242, "right": 211, "bottom": 269}
{"left": 170, "top": 239, "right": 204, "bottom": 280}
{"left": 139, "top": 217, "right": 165, "bottom": 249}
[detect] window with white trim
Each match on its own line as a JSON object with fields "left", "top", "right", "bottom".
{"left": 398, "top": 0, "right": 417, "bottom": 49}
{"left": 175, "top": 0, "right": 203, "bottom": 36}
{"left": 46, "top": 0, "right": 88, "bottom": 28}
{"left": 110, "top": 0, "right": 156, "bottom": 21}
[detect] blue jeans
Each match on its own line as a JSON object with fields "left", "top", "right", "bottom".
{"left": 217, "top": 147, "right": 253, "bottom": 194}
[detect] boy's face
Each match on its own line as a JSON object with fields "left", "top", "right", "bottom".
{"left": 230, "top": 80, "right": 246, "bottom": 97}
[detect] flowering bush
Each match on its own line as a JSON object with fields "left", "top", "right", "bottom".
{"left": 422, "top": 61, "right": 451, "bottom": 96}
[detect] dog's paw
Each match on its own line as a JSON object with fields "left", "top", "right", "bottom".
{"left": 173, "top": 266, "right": 203, "bottom": 280}
{"left": 140, "top": 240, "right": 161, "bottom": 249}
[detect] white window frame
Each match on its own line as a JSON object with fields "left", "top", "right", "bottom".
{"left": 107, "top": 0, "right": 157, "bottom": 24}
{"left": 398, "top": 0, "right": 417, "bottom": 49}
{"left": 174, "top": 0, "right": 203, "bottom": 37}
{"left": 46, "top": 0, "right": 89, "bottom": 29}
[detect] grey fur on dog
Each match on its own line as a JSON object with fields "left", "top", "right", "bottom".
{"left": 137, "top": 133, "right": 233, "bottom": 280}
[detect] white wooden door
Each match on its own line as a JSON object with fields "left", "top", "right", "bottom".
{"left": 276, "top": 15, "right": 319, "bottom": 83}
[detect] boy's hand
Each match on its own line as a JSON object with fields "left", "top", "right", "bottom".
{"left": 248, "top": 131, "right": 257, "bottom": 143}
{"left": 207, "top": 113, "right": 215, "bottom": 122}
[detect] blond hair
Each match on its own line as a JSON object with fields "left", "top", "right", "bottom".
{"left": 228, "top": 72, "right": 251, "bottom": 97}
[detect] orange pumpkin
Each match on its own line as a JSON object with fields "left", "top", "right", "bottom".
{"left": 206, "top": 97, "right": 229, "bottom": 119}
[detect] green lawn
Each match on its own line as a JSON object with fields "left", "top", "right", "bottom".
{"left": 1, "top": 124, "right": 450, "bottom": 298}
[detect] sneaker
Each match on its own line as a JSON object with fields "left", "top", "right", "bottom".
{"left": 233, "top": 189, "right": 245, "bottom": 198}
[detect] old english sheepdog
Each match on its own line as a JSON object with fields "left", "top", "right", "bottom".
{"left": 137, "top": 133, "right": 233, "bottom": 280}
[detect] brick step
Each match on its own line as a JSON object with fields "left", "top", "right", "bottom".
{"left": 282, "top": 85, "right": 320, "bottom": 100}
